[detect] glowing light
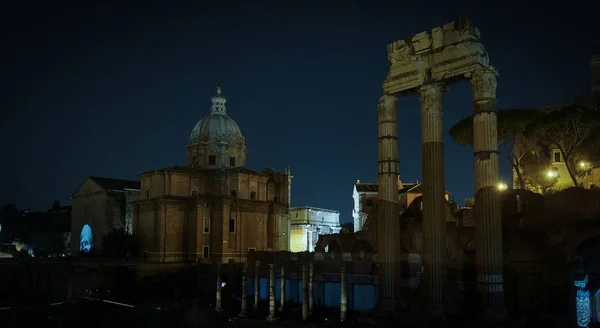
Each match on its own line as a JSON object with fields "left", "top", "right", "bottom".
{"left": 547, "top": 171, "right": 558, "bottom": 178}
{"left": 80, "top": 224, "right": 93, "bottom": 253}
{"left": 497, "top": 183, "right": 507, "bottom": 191}
{"left": 580, "top": 161, "right": 587, "bottom": 168}
{"left": 575, "top": 275, "right": 590, "bottom": 327}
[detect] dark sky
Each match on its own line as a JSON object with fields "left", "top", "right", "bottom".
{"left": 2, "top": 1, "right": 599, "bottom": 223}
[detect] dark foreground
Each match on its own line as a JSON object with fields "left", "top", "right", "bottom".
{"left": 0, "top": 299, "right": 571, "bottom": 328}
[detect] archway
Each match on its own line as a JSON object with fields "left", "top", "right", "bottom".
{"left": 80, "top": 224, "right": 93, "bottom": 253}
{"left": 326, "top": 240, "right": 342, "bottom": 253}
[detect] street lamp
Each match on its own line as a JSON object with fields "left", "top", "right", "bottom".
{"left": 497, "top": 182, "right": 507, "bottom": 191}
{"left": 547, "top": 170, "right": 558, "bottom": 178}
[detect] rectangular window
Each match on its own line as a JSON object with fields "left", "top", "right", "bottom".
{"left": 203, "top": 217, "right": 210, "bottom": 233}
{"left": 230, "top": 190, "right": 237, "bottom": 197}
{"left": 554, "top": 152, "right": 561, "bottom": 163}
{"left": 208, "top": 155, "right": 216, "bottom": 165}
{"left": 229, "top": 156, "right": 236, "bottom": 166}
{"left": 229, "top": 218, "right": 236, "bottom": 233}
{"left": 202, "top": 246, "right": 210, "bottom": 258}
{"left": 250, "top": 191, "right": 256, "bottom": 200}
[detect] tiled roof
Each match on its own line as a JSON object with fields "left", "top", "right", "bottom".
{"left": 89, "top": 177, "right": 140, "bottom": 191}
{"left": 355, "top": 183, "right": 378, "bottom": 192}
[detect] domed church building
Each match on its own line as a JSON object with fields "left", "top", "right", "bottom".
{"left": 131, "top": 86, "right": 292, "bottom": 263}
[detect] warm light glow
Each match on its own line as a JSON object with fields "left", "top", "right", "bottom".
{"left": 580, "top": 161, "right": 587, "bottom": 168}
{"left": 497, "top": 183, "right": 507, "bottom": 191}
{"left": 547, "top": 171, "right": 558, "bottom": 178}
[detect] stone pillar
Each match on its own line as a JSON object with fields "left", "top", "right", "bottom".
{"left": 302, "top": 265, "right": 309, "bottom": 321}
{"left": 376, "top": 94, "right": 401, "bottom": 312}
{"left": 309, "top": 262, "right": 314, "bottom": 315}
{"left": 239, "top": 263, "right": 248, "bottom": 318}
{"left": 279, "top": 266, "right": 286, "bottom": 312}
{"left": 340, "top": 266, "right": 348, "bottom": 322}
{"left": 254, "top": 260, "right": 260, "bottom": 311}
{"left": 419, "top": 83, "right": 447, "bottom": 318}
{"left": 216, "top": 263, "right": 223, "bottom": 313}
{"left": 470, "top": 67, "right": 506, "bottom": 320}
{"left": 267, "top": 264, "right": 277, "bottom": 321}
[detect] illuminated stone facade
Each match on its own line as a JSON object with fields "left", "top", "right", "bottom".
{"left": 352, "top": 179, "right": 450, "bottom": 232}
{"left": 132, "top": 86, "right": 292, "bottom": 263}
{"left": 289, "top": 206, "right": 340, "bottom": 252}
{"left": 71, "top": 176, "right": 140, "bottom": 255}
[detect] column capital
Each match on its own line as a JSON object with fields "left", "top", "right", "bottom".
{"left": 470, "top": 66, "right": 498, "bottom": 102}
{"left": 419, "top": 83, "right": 444, "bottom": 113}
{"left": 377, "top": 95, "right": 397, "bottom": 122}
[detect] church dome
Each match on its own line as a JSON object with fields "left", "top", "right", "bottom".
{"left": 186, "top": 86, "right": 247, "bottom": 168}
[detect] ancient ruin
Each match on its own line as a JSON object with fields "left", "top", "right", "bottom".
{"left": 377, "top": 17, "right": 504, "bottom": 319}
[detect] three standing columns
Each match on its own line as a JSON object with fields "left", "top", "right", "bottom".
{"left": 376, "top": 95, "right": 401, "bottom": 312}
{"left": 470, "top": 67, "right": 506, "bottom": 319}
{"left": 419, "top": 83, "right": 447, "bottom": 318}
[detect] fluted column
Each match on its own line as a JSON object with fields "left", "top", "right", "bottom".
{"left": 254, "top": 260, "right": 260, "bottom": 311}
{"left": 309, "top": 262, "right": 314, "bottom": 315}
{"left": 376, "top": 94, "right": 401, "bottom": 312}
{"left": 470, "top": 67, "right": 506, "bottom": 320}
{"left": 267, "top": 264, "right": 277, "bottom": 321}
{"left": 239, "top": 263, "right": 248, "bottom": 317}
{"left": 279, "top": 266, "right": 286, "bottom": 312}
{"left": 419, "top": 83, "right": 447, "bottom": 318}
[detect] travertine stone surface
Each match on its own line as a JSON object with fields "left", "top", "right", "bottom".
{"left": 384, "top": 17, "right": 490, "bottom": 95}
{"left": 279, "top": 266, "right": 285, "bottom": 312}
{"left": 419, "top": 83, "right": 447, "bottom": 318}
{"left": 470, "top": 67, "right": 506, "bottom": 320}
{"left": 376, "top": 95, "right": 401, "bottom": 312}
{"left": 267, "top": 263, "right": 276, "bottom": 321}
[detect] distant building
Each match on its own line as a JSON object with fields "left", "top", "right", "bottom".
{"left": 352, "top": 178, "right": 450, "bottom": 232}
{"left": 71, "top": 177, "right": 140, "bottom": 255}
{"left": 289, "top": 206, "right": 340, "bottom": 252}
{"left": 132, "top": 86, "right": 291, "bottom": 263}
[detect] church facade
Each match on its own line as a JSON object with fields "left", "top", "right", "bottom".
{"left": 132, "top": 86, "right": 292, "bottom": 263}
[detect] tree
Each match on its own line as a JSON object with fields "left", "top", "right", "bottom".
{"left": 102, "top": 228, "right": 136, "bottom": 257}
{"left": 108, "top": 191, "right": 128, "bottom": 230}
{"left": 449, "top": 108, "right": 542, "bottom": 190}
{"left": 524, "top": 105, "right": 600, "bottom": 187}
{"left": 464, "top": 198, "right": 475, "bottom": 208}
{"left": 51, "top": 200, "right": 62, "bottom": 211}
{"left": 518, "top": 150, "right": 557, "bottom": 194}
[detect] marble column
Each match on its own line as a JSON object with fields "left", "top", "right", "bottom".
{"left": 216, "top": 263, "right": 222, "bottom": 313}
{"left": 254, "top": 260, "right": 260, "bottom": 311}
{"left": 419, "top": 83, "right": 447, "bottom": 318}
{"left": 302, "top": 265, "right": 309, "bottom": 321}
{"left": 340, "top": 266, "right": 348, "bottom": 322}
{"left": 279, "top": 266, "right": 286, "bottom": 312}
{"left": 267, "top": 264, "right": 277, "bottom": 321}
{"left": 376, "top": 95, "right": 401, "bottom": 311}
{"left": 239, "top": 263, "right": 248, "bottom": 318}
{"left": 309, "top": 262, "right": 314, "bottom": 315}
{"left": 470, "top": 67, "right": 506, "bottom": 319}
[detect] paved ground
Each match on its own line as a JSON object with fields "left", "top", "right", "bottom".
{"left": 0, "top": 300, "right": 571, "bottom": 328}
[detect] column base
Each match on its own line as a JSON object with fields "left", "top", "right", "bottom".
{"left": 278, "top": 306, "right": 284, "bottom": 312}
{"left": 238, "top": 311, "right": 247, "bottom": 318}
{"left": 266, "top": 316, "right": 278, "bottom": 322}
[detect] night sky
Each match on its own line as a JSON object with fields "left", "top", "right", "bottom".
{"left": 2, "top": 1, "right": 599, "bottom": 223}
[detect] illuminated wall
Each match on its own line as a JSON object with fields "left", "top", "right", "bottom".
{"left": 80, "top": 224, "right": 93, "bottom": 253}
{"left": 289, "top": 206, "right": 341, "bottom": 252}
